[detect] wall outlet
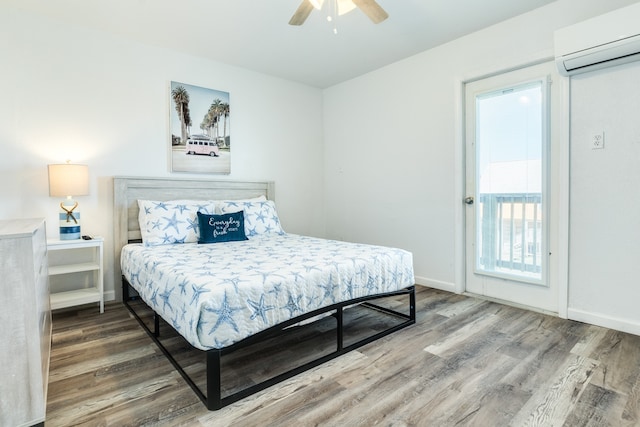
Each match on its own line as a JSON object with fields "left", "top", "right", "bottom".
{"left": 592, "top": 132, "right": 605, "bottom": 150}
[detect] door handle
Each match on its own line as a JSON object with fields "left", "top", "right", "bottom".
{"left": 464, "top": 196, "right": 474, "bottom": 205}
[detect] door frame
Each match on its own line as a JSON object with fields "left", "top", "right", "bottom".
{"left": 453, "top": 54, "right": 570, "bottom": 318}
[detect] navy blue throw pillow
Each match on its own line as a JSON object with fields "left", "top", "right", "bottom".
{"left": 197, "top": 211, "right": 248, "bottom": 244}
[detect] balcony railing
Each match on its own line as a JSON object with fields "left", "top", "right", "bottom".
{"left": 477, "top": 193, "right": 542, "bottom": 278}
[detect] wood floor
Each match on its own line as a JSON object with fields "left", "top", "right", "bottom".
{"left": 46, "top": 286, "right": 640, "bottom": 426}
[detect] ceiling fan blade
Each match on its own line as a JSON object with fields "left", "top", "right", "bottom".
{"left": 289, "top": 0, "right": 314, "bottom": 25}
{"left": 352, "top": 0, "right": 388, "bottom": 24}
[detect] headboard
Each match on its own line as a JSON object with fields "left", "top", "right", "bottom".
{"left": 113, "top": 176, "right": 275, "bottom": 296}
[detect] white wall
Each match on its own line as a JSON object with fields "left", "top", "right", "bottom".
{"left": 323, "top": 0, "right": 638, "bottom": 292}
{"left": 0, "top": 6, "right": 325, "bottom": 301}
{"left": 569, "top": 61, "right": 640, "bottom": 335}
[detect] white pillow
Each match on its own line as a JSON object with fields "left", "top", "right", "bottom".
{"left": 219, "top": 199, "right": 285, "bottom": 237}
{"left": 138, "top": 199, "right": 217, "bottom": 245}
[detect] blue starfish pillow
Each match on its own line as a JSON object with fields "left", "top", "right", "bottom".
{"left": 138, "top": 199, "right": 217, "bottom": 245}
{"left": 218, "top": 199, "right": 285, "bottom": 238}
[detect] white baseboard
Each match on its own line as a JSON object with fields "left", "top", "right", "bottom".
{"left": 414, "top": 276, "right": 457, "bottom": 293}
{"left": 568, "top": 308, "right": 640, "bottom": 337}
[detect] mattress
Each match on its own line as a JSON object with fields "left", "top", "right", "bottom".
{"left": 121, "top": 233, "right": 414, "bottom": 350}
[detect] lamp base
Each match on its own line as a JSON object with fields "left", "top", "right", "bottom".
{"left": 59, "top": 198, "right": 81, "bottom": 240}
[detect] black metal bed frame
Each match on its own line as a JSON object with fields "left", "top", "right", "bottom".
{"left": 123, "top": 277, "right": 416, "bottom": 410}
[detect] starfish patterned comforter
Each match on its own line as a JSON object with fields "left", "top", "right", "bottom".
{"left": 121, "top": 233, "right": 414, "bottom": 350}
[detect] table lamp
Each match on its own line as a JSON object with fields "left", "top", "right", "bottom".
{"left": 48, "top": 162, "right": 89, "bottom": 240}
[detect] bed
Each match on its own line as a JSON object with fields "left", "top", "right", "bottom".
{"left": 114, "top": 176, "right": 416, "bottom": 410}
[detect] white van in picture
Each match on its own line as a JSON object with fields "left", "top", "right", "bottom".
{"left": 186, "top": 135, "right": 219, "bottom": 157}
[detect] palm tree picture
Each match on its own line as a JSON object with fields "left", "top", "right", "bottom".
{"left": 171, "top": 85, "right": 190, "bottom": 146}
{"left": 170, "top": 81, "right": 231, "bottom": 174}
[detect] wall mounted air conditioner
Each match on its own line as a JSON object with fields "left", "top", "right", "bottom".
{"left": 554, "top": 2, "right": 640, "bottom": 76}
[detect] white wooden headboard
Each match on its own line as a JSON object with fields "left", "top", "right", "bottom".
{"left": 113, "top": 176, "right": 275, "bottom": 295}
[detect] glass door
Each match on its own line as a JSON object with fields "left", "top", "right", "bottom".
{"left": 465, "top": 62, "right": 559, "bottom": 312}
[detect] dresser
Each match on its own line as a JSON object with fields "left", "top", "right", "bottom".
{"left": 0, "top": 219, "right": 51, "bottom": 427}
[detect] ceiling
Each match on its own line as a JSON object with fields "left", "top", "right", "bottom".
{"left": 7, "top": 0, "right": 556, "bottom": 88}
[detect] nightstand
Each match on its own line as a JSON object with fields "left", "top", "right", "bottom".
{"left": 47, "top": 237, "right": 104, "bottom": 313}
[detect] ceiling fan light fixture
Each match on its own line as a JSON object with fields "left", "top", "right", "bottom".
{"left": 288, "top": 0, "right": 387, "bottom": 26}
{"left": 337, "top": 0, "right": 357, "bottom": 16}
{"left": 308, "top": 0, "right": 356, "bottom": 15}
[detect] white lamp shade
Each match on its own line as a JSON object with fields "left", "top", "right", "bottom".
{"left": 48, "top": 164, "right": 89, "bottom": 197}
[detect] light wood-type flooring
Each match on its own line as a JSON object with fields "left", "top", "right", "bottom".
{"left": 46, "top": 286, "right": 640, "bottom": 426}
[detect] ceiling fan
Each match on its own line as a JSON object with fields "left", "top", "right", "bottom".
{"left": 289, "top": 0, "right": 389, "bottom": 26}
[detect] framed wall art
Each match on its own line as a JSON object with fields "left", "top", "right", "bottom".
{"left": 170, "top": 81, "right": 230, "bottom": 174}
